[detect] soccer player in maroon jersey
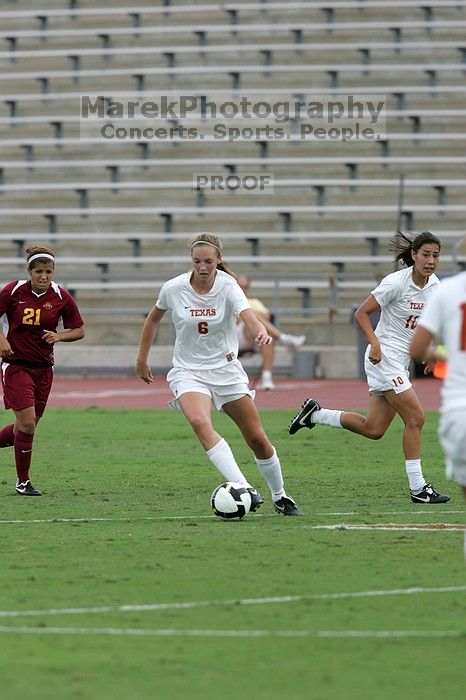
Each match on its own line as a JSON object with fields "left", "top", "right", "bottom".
{"left": 0, "top": 246, "right": 85, "bottom": 495}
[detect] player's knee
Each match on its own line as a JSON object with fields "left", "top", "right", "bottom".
{"left": 247, "top": 431, "right": 269, "bottom": 453}
{"left": 17, "top": 420, "right": 36, "bottom": 435}
{"left": 366, "top": 427, "right": 385, "bottom": 440}
{"left": 405, "top": 413, "right": 425, "bottom": 431}
{"left": 189, "top": 414, "right": 210, "bottom": 435}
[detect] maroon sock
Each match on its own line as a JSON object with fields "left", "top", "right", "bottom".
{"left": 14, "top": 430, "right": 34, "bottom": 483}
{"left": 0, "top": 424, "right": 15, "bottom": 448}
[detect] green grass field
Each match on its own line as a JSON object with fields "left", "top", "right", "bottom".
{"left": 0, "top": 408, "right": 464, "bottom": 700}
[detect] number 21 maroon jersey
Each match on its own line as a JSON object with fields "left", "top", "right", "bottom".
{"left": 0, "top": 280, "right": 84, "bottom": 365}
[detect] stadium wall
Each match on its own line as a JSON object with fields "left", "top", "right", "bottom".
{"left": 53, "top": 344, "right": 359, "bottom": 379}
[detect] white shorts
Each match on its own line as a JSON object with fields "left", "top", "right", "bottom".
{"left": 167, "top": 361, "right": 254, "bottom": 412}
{"left": 364, "top": 346, "right": 412, "bottom": 396}
{"left": 439, "top": 408, "right": 466, "bottom": 487}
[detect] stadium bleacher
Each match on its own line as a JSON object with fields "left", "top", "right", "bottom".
{"left": 0, "top": 0, "right": 465, "bottom": 371}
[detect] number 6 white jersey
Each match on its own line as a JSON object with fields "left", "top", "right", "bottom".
{"left": 371, "top": 267, "right": 440, "bottom": 357}
{"left": 156, "top": 270, "right": 250, "bottom": 370}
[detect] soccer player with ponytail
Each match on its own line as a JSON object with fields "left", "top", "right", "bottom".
{"left": 136, "top": 233, "right": 301, "bottom": 515}
{"left": 289, "top": 230, "right": 450, "bottom": 504}
{"left": 0, "top": 246, "right": 84, "bottom": 495}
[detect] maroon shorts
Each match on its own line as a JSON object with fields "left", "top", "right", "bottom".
{"left": 1, "top": 363, "right": 53, "bottom": 417}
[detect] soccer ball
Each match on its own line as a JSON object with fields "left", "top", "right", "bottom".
{"left": 211, "top": 481, "right": 252, "bottom": 520}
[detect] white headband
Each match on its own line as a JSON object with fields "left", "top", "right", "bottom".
{"left": 190, "top": 241, "right": 222, "bottom": 254}
{"left": 27, "top": 253, "right": 55, "bottom": 266}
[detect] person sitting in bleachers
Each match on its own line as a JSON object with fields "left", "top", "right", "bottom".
{"left": 236, "top": 275, "right": 306, "bottom": 390}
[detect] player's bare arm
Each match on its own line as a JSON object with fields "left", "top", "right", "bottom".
{"left": 136, "top": 305, "right": 166, "bottom": 383}
{"left": 354, "top": 295, "right": 382, "bottom": 364}
{"left": 42, "top": 326, "right": 85, "bottom": 344}
{"left": 0, "top": 333, "right": 13, "bottom": 358}
{"left": 239, "top": 308, "right": 272, "bottom": 347}
{"left": 410, "top": 325, "right": 445, "bottom": 366}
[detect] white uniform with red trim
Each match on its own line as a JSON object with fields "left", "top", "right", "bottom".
{"left": 365, "top": 267, "right": 440, "bottom": 395}
{"left": 156, "top": 270, "right": 254, "bottom": 409}
{"left": 417, "top": 271, "right": 466, "bottom": 485}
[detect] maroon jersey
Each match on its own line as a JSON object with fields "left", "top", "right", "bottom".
{"left": 0, "top": 280, "right": 84, "bottom": 365}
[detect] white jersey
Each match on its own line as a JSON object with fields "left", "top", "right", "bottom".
{"left": 371, "top": 267, "right": 440, "bottom": 360}
{"left": 156, "top": 270, "right": 250, "bottom": 370}
{"left": 418, "top": 271, "right": 466, "bottom": 411}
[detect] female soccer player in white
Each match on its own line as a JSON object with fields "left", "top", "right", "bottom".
{"left": 289, "top": 230, "right": 450, "bottom": 504}
{"left": 411, "top": 267, "right": 466, "bottom": 554}
{"left": 136, "top": 232, "right": 301, "bottom": 515}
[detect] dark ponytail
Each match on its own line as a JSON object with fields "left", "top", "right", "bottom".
{"left": 390, "top": 229, "right": 441, "bottom": 267}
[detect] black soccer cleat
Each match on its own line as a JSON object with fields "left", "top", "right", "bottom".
{"left": 273, "top": 496, "right": 302, "bottom": 516}
{"left": 288, "top": 398, "right": 321, "bottom": 435}
{"left": 248, "top": 487, "right": 264, "bottom": 512}
{"left": 410, "top": 483, "right": 450, "bottom": 504}
{"left": 15, "top": 480, "right": 42, "bottom": 496}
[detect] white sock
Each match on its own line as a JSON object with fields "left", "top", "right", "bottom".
{"left": 254, "top": 446, "right": 285, "bottom": 500}
{"left": 206, "top": 438, "right": 248, "bottom": 486}
{"left": 405, "top": 459, "right": 426, "bottom": 493}
{"left": 279, "top": 332, "right": 305, "bottom": 347}
{"left": 313, "top": 408, "right": 343, "bottom": 429}
{"left": 262, "top": 370, "right": 272, "bottom": 381}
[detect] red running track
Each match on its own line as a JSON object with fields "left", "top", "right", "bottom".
{"left": 44, "top": 376, "right": 442, "bottom": 411}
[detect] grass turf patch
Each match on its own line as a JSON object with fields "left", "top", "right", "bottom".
{"left": 0, "top": 409, "right": 464, "bottom": 700}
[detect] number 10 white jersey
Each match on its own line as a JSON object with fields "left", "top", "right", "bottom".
{"left": 371, "top": 267, "right": 440, "bottom": 358}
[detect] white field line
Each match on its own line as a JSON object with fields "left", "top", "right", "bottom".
{"left": 306, "top": 524, "right": 465, "bottom": 531}
{"left": 0, "top": 625, "right": 462, "bottom": 639}
{"left": 0, "top": 511, "right": 464, "bottom": 525}
{"left": 0, "top": 585, "right": 464, "bottom": 620}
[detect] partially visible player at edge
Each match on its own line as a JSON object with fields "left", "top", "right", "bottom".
{"left": 288, "top": 230, "right": 450, "bottom": 504}
{"left": 0, "top": 246, "right": 85, "bottom": 496}
{"left": 411, "top": 265, "right": 466, "bottom": 557}
{"left": 136, "top": 232, "right": 301, "bottom": 515}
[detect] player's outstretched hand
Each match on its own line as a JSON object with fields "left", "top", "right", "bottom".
{"left": 0, "top": 337, "right": 13, "bottom": 358}
{"left": 368, "top": 341, "right": 382, "bottom": 365}
{"left": 136, "top": 359, "right": 154, "bottom": 384}
{"left": 255, "top": 330, "right": 272, "bottom": 347}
